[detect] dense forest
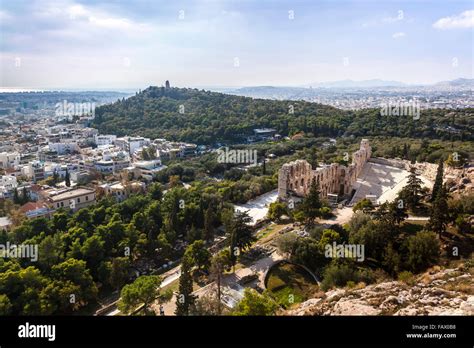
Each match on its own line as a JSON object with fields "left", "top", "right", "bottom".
{"left": 92, "top": 86, "right": 473, "bottom": 144}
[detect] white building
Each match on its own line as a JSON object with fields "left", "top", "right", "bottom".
{"left": 133, "top": 160, "right": 166, "bottom": 180}
{"left": 0, "top": 152, "right": 20, "bottom": 168}
{"left": 0, "top": 175, "right": 18, "bottom": 198}
{"left": 48, "top": 141, "right": 79, "bottom": 155}
{"left": 116, "top": 136, "right": 150, "bottom": 155}
{"left": 25, "top": 161, "right": 45, "bottom": 183}
{"left": 94, "top": 134, "right": 117, "bottom": 147}
{"left": 0, "top": 175, "right": 18, "bottom": 191}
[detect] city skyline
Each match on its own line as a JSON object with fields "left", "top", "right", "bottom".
{"left": 0, "top": 0, "right": 473, "bottom": 89}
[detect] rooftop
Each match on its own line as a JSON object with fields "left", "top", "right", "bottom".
{"left": 48, "top": 187, "right": 95, "bottom": 202}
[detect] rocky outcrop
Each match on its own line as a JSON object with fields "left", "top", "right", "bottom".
{"left": 285, "top": 267, "right": 474, "bottom": 316}
{"left": 445, "top": 167, "right": 473, "bottom": 196}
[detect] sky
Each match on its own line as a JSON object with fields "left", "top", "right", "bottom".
{"left": 0, "top": 0, "right": 473, "bottom": 90}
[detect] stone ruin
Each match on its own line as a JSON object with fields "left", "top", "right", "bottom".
{"left": 278, "top": 139, "right": 371, "bottom": 201}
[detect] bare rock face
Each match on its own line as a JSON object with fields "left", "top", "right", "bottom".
{"left": 445, "top": 167, "right": 474, "bottom": 195}
{"left": 285, "top": 267, "right": 473, "bottom": 316}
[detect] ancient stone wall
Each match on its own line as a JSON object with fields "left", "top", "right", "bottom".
{"left": 278, "top": 139, "right": 371, "bottom": 200}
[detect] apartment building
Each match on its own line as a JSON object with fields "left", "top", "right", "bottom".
{"left": 47, "top": 187, "right": 96, "bottom": 212}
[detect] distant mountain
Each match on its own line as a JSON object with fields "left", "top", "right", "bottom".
{"left": 305, "top": 79, "right": 407, "bottom": 89}
{"left": 434, "top": 78, "right": 474, "bottom": 88}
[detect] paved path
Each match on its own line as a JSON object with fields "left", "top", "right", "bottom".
{"left": 318, "top": 207, "right": 354, "bottom": 225}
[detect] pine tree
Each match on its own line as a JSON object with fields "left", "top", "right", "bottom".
{"left": 308, "top": 151, "right": 318, "bottom": 169}
{"left": 431, "top": 158, "right": 444, "bottom": 202}
{"left": 21, "top": 186, "right": 29, "bottom": 204}
{"left": 428, "top": 185, "right": 449, "bottom": 238}
{"left": 375, "top": 201, "right": 407, "bottom": 228}
{"left": 262, "top": 157, "right": 266, "bottom": 175}
{"left": 229, "top": 211, "right": 254, "bottom": 253}
{"left": 13, "top": 188, "right": 20, "bottom": 205}
{"left": 402, "top": 143, "right": 409, "bottom": 160}
{"left": 204, "top": 205, "right": 215, "bottom": 242}
{"left": 399, "top": 167, "right": 423, "bottom": 211}
{"left": 175, "top": 255, "right": 195, "bottom": 316}
{"left": 300, "top": 177, "right": 322, "bottom": 225}
{"left": 65, "top": 168, "right": 71, "bottom": 187}
{"left": 53, "top": 170, "right": 59, "bottom": 185}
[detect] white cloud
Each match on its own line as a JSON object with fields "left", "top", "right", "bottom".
{"left": 433, "top": 10, "right": 474, "bottom": 29}
{"left": 392, "top": 32, "right": 406, "bottom": 39}
{"left": 0, "top": 10, "right": 12, "bottom": 22}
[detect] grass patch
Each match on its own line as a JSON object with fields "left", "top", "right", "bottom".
{"left": 266, "top": 262, "right": 318, "bottom": 308}
{"left": 401, "top": 222, "right": 425, "bottom": 235}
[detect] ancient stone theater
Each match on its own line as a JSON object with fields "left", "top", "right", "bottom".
{"left": 278, "top": 139, "right": 371, "bottom": 201}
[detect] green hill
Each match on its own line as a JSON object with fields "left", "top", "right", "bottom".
{"left": 92, "top": 86, "right": 473, "bottom": 145}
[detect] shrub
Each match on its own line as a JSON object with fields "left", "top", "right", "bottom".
{"left": 398, "top": 271, "right": 415, "bottom": 285}
{"left": 320, "top": 262, "right": 375, "bottom": 291}
{"left": 320, "top": 263, "right": 356, "bottom": 291}
{"left": 404, "top": 231, "right": 440, "bottom": 273}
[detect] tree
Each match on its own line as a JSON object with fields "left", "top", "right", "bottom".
{"left": 0, "top": 294, "right": 12, "bottom": 315}
{"left": 209, "top": 250, "right": 232, "bottom": 315}
{"left": 350, "top": 220, "right": 391, "bottom": 261}
{"left": 320, "top": 262, "right": 358, "bottom": 291}
{"left": 352, "top": 198, "right": 374, "bottom": 213}
{"left": 51, "top": 259, "right": 98, "bottom": 305}
{"left": 51, "top": 211, "right": 68, "bottom": 233}
{"left": 169, "top": 175, "right": 180, "bottom": 188}
{"left": 275, "top": 231, "right": 299, "bottom": 255}
{"left": 118, "top": 275, "right": 162, "bottom": 315}
{"left": 229, "top": 211, "right": 254, "bottom": 266}
{"left": 0, "top": 266, "right": 47, "bottom": 315}
{"left": 185, "top": 240, "right": 211, "bottom": 271}
{"left": 203, "top": 205, "right": 215, "bottom": 242}
{"left": 398, "top": 167, "right": 423, "bottom": 211}
{"left": 38, "top": 234, "right": 64, "bottom": 272}
{"left": 186, "top": 225, "right": 201, "bottom": 243}
{"left": 13, "top": 188, "right": 20, "bottom": 204}
{"left": 267, "top": 202, "right": 287, "bottom": 222}
{"left": 80, "top": 235, "right": 105, "bottom": 272}
{"left": 175, "top": 255, "right": 195, "bottom": 316}
{"left": 291, "top": 237, "right": 328, "bottom": 275}
{"left": 233, "top": 288, "right": 278, "bottom": 316}
{"left": 109, "top": 257, "right": 131, "bottom": 290}
{"left": 65, "top": 168, "right": 71, "bottom": 187}
{"left": 307, "top": 149, "right": 318, "bottom": 169}
{"left": 39, "top": 280, "right": 82, "bottom": 314}
{"left": 428, "top": 186, "right": 449, "bottom": 238}
{"left": 382, "top": 242, "right": 401, "bottom": 276}
{"left": 21, "top": 186, "right": 29, "bottom": 204}
{"left": 405, "top": 231, "right": 440, "bottom": 273}
{"left": 192, "top": 292, "right": 223, "bottom": 316}
{"left": 148, "top": 182, "right": 163, "bottom": 201}
{"left": 431, "top": 158, "right": 444, "bottom": 202}
{"left": 300, "top": 177, "right": 322, "bottom": 225}
{"left": 374, "top": 201, "right": 407, "bottom": 228}
{"left": 53, "top": 170, "right": 59, "bottom": 185}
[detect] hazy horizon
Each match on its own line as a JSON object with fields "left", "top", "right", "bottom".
{"left": 1, "top": 0, "right": 473, "bottom": 89}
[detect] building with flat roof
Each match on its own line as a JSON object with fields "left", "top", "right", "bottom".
{"left": 47, "top": 187, "right": 96, "bottom": 212}
{"left": 253, "top": 128, "right": 277, "bottom": 140}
